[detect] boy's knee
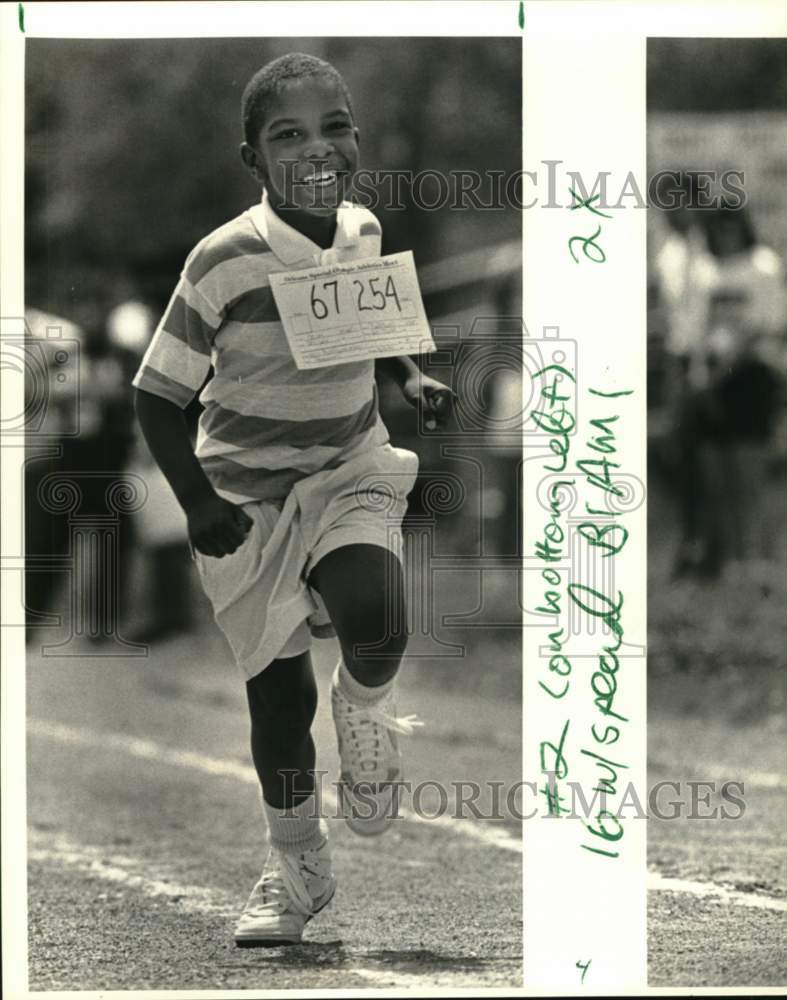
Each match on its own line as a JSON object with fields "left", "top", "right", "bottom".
{"left": 342, "top": 619, "right": 408, "bottom": 684}
{"left": 345, "top": 584, "right": 407, "bottom": 644}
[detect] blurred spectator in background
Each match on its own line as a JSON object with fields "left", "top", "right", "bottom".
{"left": 650, "top": 174, "right": 717, "bottom": 579}
{"left": 652, "top": 173, "right": 715, "bottom": 362}
{"left": 25, "top": 299, "right": 137, "bottom": 640}
{"left": 24, "top": 308, "right": 83, "bottom": 634}
{"left": 25, "top": 299, "right": 135, "bottom": 639}
{"left": 483, "top": 265, "right": 524, "bottom": 559}
{"left": 110, "top": 300, "right": 196, "bottom": 644}
{"left": 25, "top": 297, "right": 200, "bottom": 646}
{"left": 653, "top": 197, "right": 787, "bottom": 583}
{"left": 692, "top": 204, "right": 786, "bottom": 584}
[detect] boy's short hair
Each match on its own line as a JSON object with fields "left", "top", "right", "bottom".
{"left": 242, "top": 53, "right": 355, "bottom": 146}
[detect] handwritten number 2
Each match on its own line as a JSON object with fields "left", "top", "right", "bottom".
{"left": 568, "top": 225, "right": 606, "bottom": 264}
{"left": 567, "top": 186, "right": 610, "bottom": 263}
{"left": 353, "top": 279, "right": 371, "bottom": 311}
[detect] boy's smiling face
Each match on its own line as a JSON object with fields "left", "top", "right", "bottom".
{"left": 242, "top": 76, "right": 359, "bottom": 218}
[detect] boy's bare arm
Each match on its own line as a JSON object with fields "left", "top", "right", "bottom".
{"left": 376, "top": 354, "right": 420, "bottom": 387}
{"left": 134, "top": 389, "right": 252, "bottom": 557}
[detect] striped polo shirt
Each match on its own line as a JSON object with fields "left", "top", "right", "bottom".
{"left": 132, "top": 192, "right": 390, "bottom": 504}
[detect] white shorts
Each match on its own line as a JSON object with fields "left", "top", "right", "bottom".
{"left": 193, "top": 444, "right": 418, "bottom": 680}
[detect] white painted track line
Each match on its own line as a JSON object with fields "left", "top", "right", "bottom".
{"left": 29, "top": 831, "right": 236, "bottom": 916}
{"left": 647, "top": 872, "right": 787, "bottom": 913}
{"left": 28, "top": 717, "right": 523, "bottom": 854}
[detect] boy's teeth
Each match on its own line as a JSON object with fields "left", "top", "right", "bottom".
{"left": 302, "top": 171, "right": 336, "bottom": 185}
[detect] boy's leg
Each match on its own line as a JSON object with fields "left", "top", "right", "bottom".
{"left": 236, "top": 652, "right": 335, "bottom": 947}
{"left": 245, "top": 652, "right": 318, "bottom": 810}
{"left": 309, "top": 543, "right": 416, "bottom": 836}
{"left": 308, "top": 543, "right": 407, "bottom": 687}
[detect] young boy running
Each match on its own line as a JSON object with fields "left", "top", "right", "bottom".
{"left": 132, "top": 53, "right": 453, "bottom": 947}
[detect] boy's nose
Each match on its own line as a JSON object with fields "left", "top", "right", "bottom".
{"left": 303, "top": 138, "right": 335, "bottom": 160}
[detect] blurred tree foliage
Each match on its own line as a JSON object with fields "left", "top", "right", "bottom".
{"left": 648, "top": 38, "right": 787, "bottom": 112}
{"left": 25, "top": 37, "right": 521, "bottom": 316}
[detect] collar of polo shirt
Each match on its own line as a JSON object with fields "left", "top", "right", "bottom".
{"left": 248, "top": 190, "right": 363, "bottom": 267}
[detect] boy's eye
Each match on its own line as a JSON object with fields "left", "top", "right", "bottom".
{"left": 272, "top": 128, "right": 300, "bottom": 141}
{"left": 326, "top": 121, "right": 352, "bottom": 132}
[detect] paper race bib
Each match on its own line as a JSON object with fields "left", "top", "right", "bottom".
{"left": 268, "top": 251, "right": 436, "bottom": 370}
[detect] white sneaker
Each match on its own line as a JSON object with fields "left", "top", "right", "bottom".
{"left": 330, "top": 665, "right": 423, "bottom": 836}
{"left": 233, "top": 831, "right": 336, "bottom": 947}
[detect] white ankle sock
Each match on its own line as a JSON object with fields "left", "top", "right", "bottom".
{"left": 337, "top": 659, "right": 396, "bottom": 706}
{"left": 263, "top": 793, "right": 324, "bottom": 853}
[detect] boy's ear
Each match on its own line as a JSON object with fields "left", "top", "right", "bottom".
{"left": 240, "top": 142, "right": 266, "bottom": 184}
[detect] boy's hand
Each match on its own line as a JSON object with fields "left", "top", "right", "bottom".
{"left": 402, "top": 373, "right": 457, "bottom": 430}
{"left": 186, "top": 494, "right": 254, "bottom": 558}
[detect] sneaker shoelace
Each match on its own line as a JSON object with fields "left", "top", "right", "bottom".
{"left": 343, "top": 698, "right": 424, "bottom": 771}
{"left": 247, "top": 849, "right": 318, "bottom": 919}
